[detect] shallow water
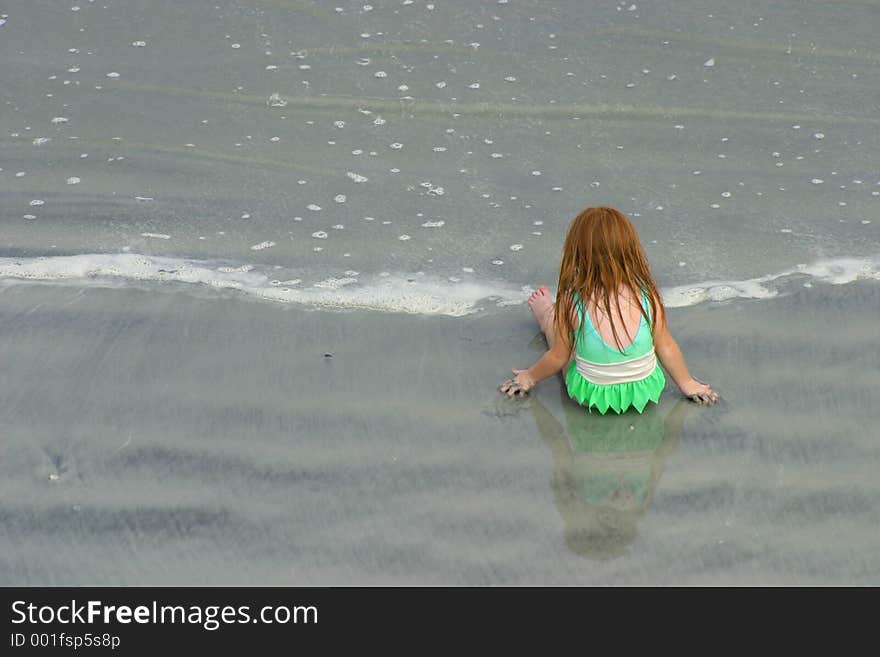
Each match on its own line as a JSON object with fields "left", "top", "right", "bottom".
{"left": 1, "top": 1, "right": 879, "bottom": 584}
{"left": 2, "top": 0, "right": 878, "bottom": 303}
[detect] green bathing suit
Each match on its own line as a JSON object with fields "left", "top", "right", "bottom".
{"left": 564, "top": 290, "right": 666, "bottom": 414}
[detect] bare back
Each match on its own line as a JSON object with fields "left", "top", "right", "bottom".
{"left": 584, "top": 288, "right": 644, "bottom": 351}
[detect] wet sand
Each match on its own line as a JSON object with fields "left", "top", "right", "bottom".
{"left": 1, "top": 280, "right": 877, "bottom": 585}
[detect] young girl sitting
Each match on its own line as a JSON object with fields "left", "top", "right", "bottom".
{"left": 500, "top": 206, "right": 718, "bottom": 412}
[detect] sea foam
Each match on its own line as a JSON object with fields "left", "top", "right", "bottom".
{"left": 0, "top": 253, "right": 878, "bottom": 316}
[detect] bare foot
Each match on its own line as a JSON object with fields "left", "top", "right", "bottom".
{"left": 527, "top": 285, "right": 553, "bottom": 334}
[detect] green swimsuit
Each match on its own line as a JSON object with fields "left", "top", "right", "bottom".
{"left": 564, "top": 290, "right": 666, "bottom": 414}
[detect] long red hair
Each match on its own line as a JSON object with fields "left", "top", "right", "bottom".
{"left": 553, "top": 206, "right": 665, "bottom": 352}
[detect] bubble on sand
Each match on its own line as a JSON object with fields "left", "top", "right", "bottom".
{"left": 51, "top": 117, "right": 69, "bottom": 124}
{"left": 811, "top": 178, "right": 823, "bottom": 185}
{"left": 267, "top": 93, "right": 287, "bottom": 107}
{"left": 106, "top": 72, "right": 120, "bottom": 78}
{"left": 347, "top": 172, "right": 368, "bottom": 183}
{"left": 251, "top": 241, "right": 275, "bottom": 250}
{"left": 307, "top": 204, "right": 322, "bottom": 211}
{"left": 491, "top": 260, "right": 504, "bottom": 265}
{"left": 421, "top": 220, "right": 445, "bottom": 228}
{"left": 132, "top": 40, "right": 147, "bottom": 47}
{"left": 398, "top": 234, "right": 411, "bottom": 241}
{"left": 814, "top": 132, "right": 824, "bottom": 139}
{"left": 29, "top": 199, "right": 45, "bottom": 206}
{"left": 33, "top": 137, "right": 51, "bottom": 145}
{"left": 390, "top": 142, "right": 403, "bottom": 149}
{"left": 67, "top": 177, "right": 80, "bottom": 185}
{"left": 312, "top": 231, "right": 328, "bottom": 239}
{"left": 374, "top": 71, "right": 387, "bottom": 78}
{"left": 509, "top": 244, "right": 523, "bottom": 251}
{"left": 334, "top": 195, "right": 347, "bottom": 203}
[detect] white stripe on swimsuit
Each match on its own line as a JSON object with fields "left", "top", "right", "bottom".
{"left": 574, "top": 348, "right": 657, "bottom": 385}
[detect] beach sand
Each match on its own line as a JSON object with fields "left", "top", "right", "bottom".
{"left": 1, "top": 280, "right": 877, "bottom": 585}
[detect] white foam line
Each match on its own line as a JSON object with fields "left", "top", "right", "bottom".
{"left": 0, "top": 253, "right": 528, "bottom": 317}
{"left": 660, "top": 256, "right": 880, "bottom": 307}
{"left": 0, "top": 253, "right": 878, "bottom": 316}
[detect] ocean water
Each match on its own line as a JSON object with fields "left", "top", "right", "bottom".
{"left": 1, "top": 1, "right": 878, "bottom": 584}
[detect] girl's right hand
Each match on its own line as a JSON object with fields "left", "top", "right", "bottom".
{"left": 680, "top": 378, "right": 719, "bottom": 405}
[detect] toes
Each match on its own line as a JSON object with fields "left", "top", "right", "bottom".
{"left": 528, "top": 285, "right": 549, "bottom": 302}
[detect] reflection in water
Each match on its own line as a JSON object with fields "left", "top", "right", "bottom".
{"left": 530, "top": 391, "right": 693, "bottom": 560}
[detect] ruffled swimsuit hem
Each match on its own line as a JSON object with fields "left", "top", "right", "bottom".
{"left": 565, "top": 361, "right": 666, "bottom": 415}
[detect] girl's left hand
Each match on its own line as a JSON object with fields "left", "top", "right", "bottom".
{"left": 499, "top": 369, "right": 535, "bottom": 397}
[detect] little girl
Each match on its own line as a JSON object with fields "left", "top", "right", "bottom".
{"left": 500, "top": 206, "right": 718, "bottom": 411}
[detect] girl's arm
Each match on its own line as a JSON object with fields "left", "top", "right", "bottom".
{"left": 651, "top": 296, "right": 719, "bottom": 405}
{"left": 500, "top": 308, "right": 572, "bottom": 396}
